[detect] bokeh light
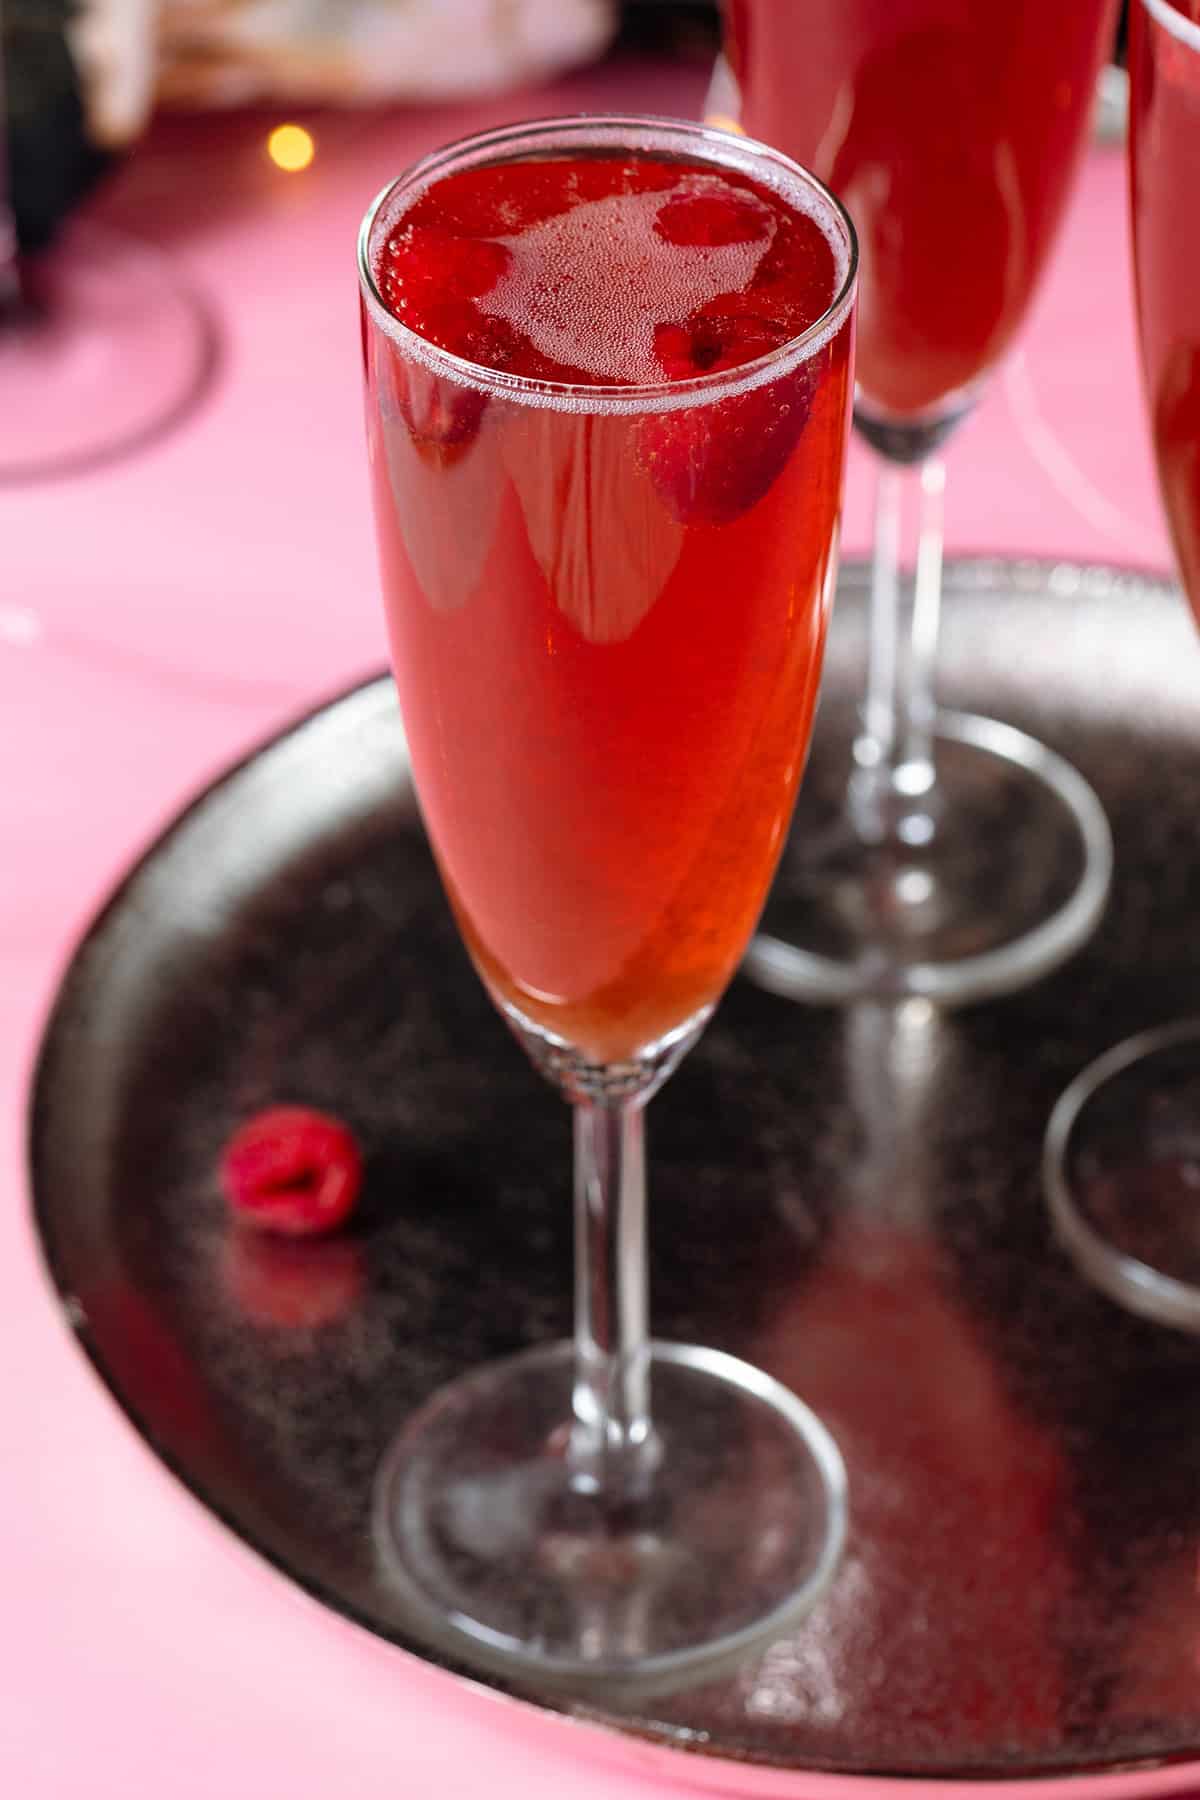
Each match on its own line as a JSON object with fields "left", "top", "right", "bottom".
{"left": 267, "top": 124, "right": 316, "bottom": 173}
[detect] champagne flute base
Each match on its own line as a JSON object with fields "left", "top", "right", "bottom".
{"left": 745, "top": 709, "right": 1112, "bottom": 1008}
{"left": 1045, "top": 1019, "right": 1200, "bottom": 1332}
{"left": 0, "top": 218, "right": 215, "bottom": 482}
{"left": 373, "top": 1338, "right": 846, "bottom": 1695}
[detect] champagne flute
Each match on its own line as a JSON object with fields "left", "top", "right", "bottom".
{"left": 359, "top": 114, "right": 856, "bottom": 1686}
{"left": 1046, "top": 0, "right": 1200, "bottom": 1330}
{"left": 717, "top": 0, "right": 1118, "bottom": 1005}
{"left": 0, "top": 2, "right": 213, "bottom": 481}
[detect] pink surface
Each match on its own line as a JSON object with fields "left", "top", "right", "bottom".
{"left": 1, "top": 52, "right": 1191, "bottom": 1797}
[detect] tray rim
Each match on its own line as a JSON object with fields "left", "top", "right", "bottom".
{"left": 27, "top": 554, "right": 1200, "bottom": 1796}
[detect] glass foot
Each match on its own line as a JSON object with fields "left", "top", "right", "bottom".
{"left": 373, "top": 1339, "right": 846, "bottom": 1694}
{"left": 1045, "top": 1020, "right": 1200, "bottom": 1332}
{"left": 0, "top": 219, "right": 216, "bottom": 482}
{"left": 745, "top": 709, "right": 1112, "bottom": 1007}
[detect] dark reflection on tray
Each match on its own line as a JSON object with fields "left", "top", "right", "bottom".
{"left": 31, "top": 563, "right": 1200, "bottom": 1779}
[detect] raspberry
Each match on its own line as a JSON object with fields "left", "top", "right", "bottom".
{"left": 653, "top": 321, "right": 705, "bottom": 380}
{"left": 220, "top": 1106, "right": 363, "bottom": 1238}
{"left": 654, "top": 189, "right": 771, "bottom": 247}
{"left": 402, "top": 297, "right": 524, "bottom": 370}
{"left": 751, "top": 207, "right": 838, "bottom": 298}
{"left": 638, "top": 356, "right": 820, "bottom": 526}
{"left": 653, "top": 310, "right": 793, "bottom": 379}
{"left": 379, "top": 341, "right": 489, "bottom": 462}
{"left": 384, "top": 224, "right": 510, "bottom": 298}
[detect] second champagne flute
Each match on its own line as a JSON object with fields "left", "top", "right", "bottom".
{"left": 718, "top": 0, "right": 1117, "bottom": 1005}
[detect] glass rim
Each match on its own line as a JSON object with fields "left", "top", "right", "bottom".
{"left": 1140, "top": 0, "right": 1200, "bottom": 51}
{"left": 356, "top": 112, "right": 858, "bottom": 412}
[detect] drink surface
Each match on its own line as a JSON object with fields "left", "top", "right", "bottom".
{"left": 1131, "top": 0, "right": 1200, "bottom": 621}
{"left": 374, "top": 151, "right": 839, "bottom": 386}
{"left": 364, "top": 145, "right": 853, "bottom": 1062}
{"left": 724, "top": 0, "right": 1116, "bottom": 418}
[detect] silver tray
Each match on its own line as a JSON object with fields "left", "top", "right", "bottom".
{"left": 29, "top": 558, "right": 1200, "bottom": 1791}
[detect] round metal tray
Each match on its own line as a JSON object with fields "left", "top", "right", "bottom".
{"left": 29, "top": 558, "right": 1200, "bottom": 1790}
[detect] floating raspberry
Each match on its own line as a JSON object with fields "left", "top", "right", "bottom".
{"left": 384, "top": 224, "right": 510, "bottom": 299}
{"left": 654, "top": 189, "right": 771, "bottom": 247}
{"left": 638, "top": 357, "right": 820, "bottom": 526}
{"left": 653, "top": 310, "right": 794, "bottom": 379}
{"left": 751, "top": 207, "right": 838, "bottom": 300}
{"left": 378, "top": 339, "right": 489, "bottom": 463}
{"left": 403, "top": 297, "right": 525, "bottom": 370}
{"left": 220, "top": 1106, "right": 363, "bottom": 1238}
{"left": 652, "top": 321, "right": 704, "bottom": 380}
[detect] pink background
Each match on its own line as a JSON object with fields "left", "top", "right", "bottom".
{"left": 2, "top": 53, "right": 1192, "bottom": 1797}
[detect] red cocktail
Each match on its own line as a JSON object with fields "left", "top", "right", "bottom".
{"left": 720, "top": 0, "right": 1117, "bottom": 1008}
{"left": 359, "top": 117, "right": 856, "bottom": 1688}
{"left": 1132, "top": 0, "right": 1200, "bottom": 613}
{"left": 366, "top": 137, "right": 853, "bottom": 1064}
{"left": 725, "top": 0, "right": 1115, "bottom": 417}
{"left": 1044, "top": 0, "right": 1200, "bottom": 1326}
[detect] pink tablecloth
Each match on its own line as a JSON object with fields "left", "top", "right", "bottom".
{"left": 0, "top": 53, "right": 1183, "bottom": 1798}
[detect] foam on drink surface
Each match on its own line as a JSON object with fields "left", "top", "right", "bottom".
{"left": 372, "top": 150, "right": 844, "bottom": 392}
{"left": 485, "top": 176, "right": 774, "bottom": 385}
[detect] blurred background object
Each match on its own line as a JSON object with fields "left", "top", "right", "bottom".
{"left": 5, "top": 0, "right": 111, "bottom": 251}
{"left": 8, "top": 0, "right": 725, "bottom": 250}
{"left": 0, "top": 0, "right": 210, "bottom": 484}
{"left": 152, "top": 0, "right": 618, "bottom": 110}
{"left": 615, "top": 0, "right": 717, "bottom": 56}
{"left": 5, "top": 0, "right": 1134, "bottom": 253}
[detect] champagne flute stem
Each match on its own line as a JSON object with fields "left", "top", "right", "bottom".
{"left": 571, "top": 1093, "right": 653, "bottom": 1494}
{"left": 909, "top": 455, "right": 947, "bottom": 776}
{"left": 851, "top": 454, "right": 947, "bottom": 845}
{"left": 856, "top": 457, "right": 903, "bottom": 795}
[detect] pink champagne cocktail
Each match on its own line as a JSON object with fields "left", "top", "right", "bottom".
{"left": 359, "top": 116, "right": 857, "bottom": 1687}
